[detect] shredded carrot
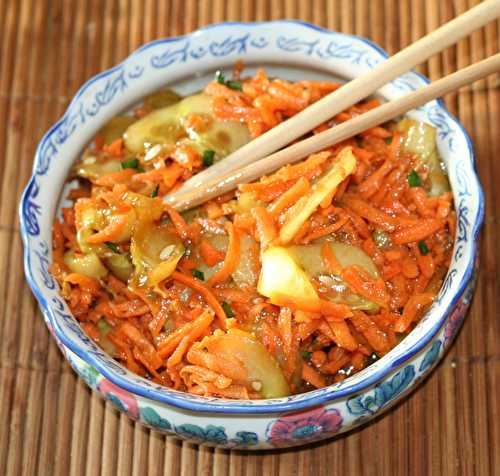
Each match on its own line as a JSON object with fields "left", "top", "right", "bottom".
{"left": 328, "top": 320, "right": 359, "bottom": 352}
{"left": 65, "top": 273, "right": 100, "bottom": 294}
{"left": 301, "top": 215, "right": 349, "bottom": 244}
{"left": 158, "top": 310, "right": 214, "bottom": 359}
{"left": 104, "top": 138, "right": 124, "bottom": 157}
{"left": 171, "top": 271, "right": 227, "bottom": 328}
{"left": 349, "top": 311, "right": 391, "bottom": 354}
{"left": 417, "top": 251, "right": 435, "bottom": 279}
{"left": 321, "top": 347, "right": 351, "bottom": 374}
{"left": 341, "top": 265, "right": 390, "bottom": 308}
{"left": 268, "top": 177, "right": 310, "bottom": 217}
{"left": 361, "top": 126, "right": 392, "bottom": 139}
{"left": 321, "top": 242, "right": 341, "bottom": 274}
{"left": 358, "top": 159, "right": 394, "bottom": 199}
{"left": 96, "top": 168, "right": 135, "bottom": 186}
{"left": 394, "top": 293, "right": 435, "bottom": 333}
{"left": 344, "top": 196, "right": 397, "bottom": 232}
{"left": 163, "top": 203, "right": 192, "bottom": 241}
{"left": 51, "top": 65, "right": 455, "bottom": 400}
{"left": 251, "top": 206, "right": 277, "bottom": 248}
{"left": 273, "top": 295, "right": 352, "bottom": 320}
{"left": 167, "top": 312, "right": 213, "bottom": 369}
{"left": 392, "top": 219, "right": 445, "bottom": 245}
{"left": 302, "top": 362, "right": 327, "bottom": 388}
{"left": 200, "top": 239, "right": 225, "bottom": 267}
{"left": 85, "top": 214, "right": 127, "bottom": 244}
{"left": 117, "top": 322, "right": 163, "bottom": 372}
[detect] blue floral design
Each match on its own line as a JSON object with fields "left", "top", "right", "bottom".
{"left": 86, "top": 69, "right": 128, "bottom": 116}
{"left": 419, "top": 341, "right": 442, "bottom": 372}
{"left": 316, "top": 40, "right": 372, "bottom": 66}
{"left": 427, "top": 105, "right": 457, "bottom": 152}
{"left": 230, "top": 431, "right": 259, "bottom": 447}
{"left": 209, "top": 34, "right": 250, "bottom": 56}
{"left": 277, "top": 36, "right": 320, "bottom": 55}
{"left": 438, "top": 268, "right": 458, "bottom": 304}
{"left": 78, "top": 364, "right": 100, "bottom": 388}
{"left": 347, "top": 365, "right": 416, "bottom": 416}
{"left": 140, "top": 407, "right": 172, "bottom": 431}
{"left": 33, "top": 241, "right": 55, "bottom": 290}
{"left": 174, "top": 423, "right": 228, "bottom": 445}
{"left": 22, "top": 179, "right": 42, "bottom": 236}
{"left": 107, "top": 393, "right": 128, "bottom": 413}
{"left": 151, "top": 32, "right": 269, "bottom": 70}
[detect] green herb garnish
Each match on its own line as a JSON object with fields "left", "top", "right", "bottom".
{"left": 192, "top": 269, "right": 205, "bottom": 281}
{"left": 121, "top": 158, "right": 140, "bottom": 170}
{"left": 407, "top": 169, "right": 422, "bottom": 187}
{"left": 105, "top": 242, "right": 119, "bottom": 253}
{"left": 418, "top": 240, "right": 429, "bottom": 255}
{"left": 215, "top": 71, "right": 226, "bottom": 84}
{"left": 226, "top": 80, "right": 243, "bottom": 91}
{"left": 214, "top": 71, "right": 242, "bottom": 91}
{"left": 384, "top": 136, "right": 393, "bottom": 144}
{"left": 151, "top": 184, "right": 160, "bottom": 198}
{"left": 222, "top": 301, "right": 235, "bottom": 318}
{"left": 302, "top": 351, "right": 312, "bottom": 359}
{"left": 202, "top": 149, "right": 215, "bottom": 167}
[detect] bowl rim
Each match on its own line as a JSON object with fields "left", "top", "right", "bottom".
{"left": 19, "top": 20, "right": 484, "bottom": 414}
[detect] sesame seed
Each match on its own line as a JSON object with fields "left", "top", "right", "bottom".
{"left": 251, "top": 381, "right": 262, "bottom": 391}
{"left": 159, "top": 244, "right": 175, "bottom": 260}
{"left": 144, "top": 144, "right": 162, "bottom": 161}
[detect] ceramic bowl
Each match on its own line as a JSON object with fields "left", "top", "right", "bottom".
{"left": 20, "top": 21, "right": 483, "bottom": 450}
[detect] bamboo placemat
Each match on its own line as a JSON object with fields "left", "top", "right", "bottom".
{"left": 0, "top": 0, "right": 499, "bottom": 475}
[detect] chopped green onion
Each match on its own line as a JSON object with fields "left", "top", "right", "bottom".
{"left": 407, "top": 169, "right": 422, "bottom": 187}
{"left": 137, "top": 166, "right": 145, "bottom": 173}
{"left": 384, "top": 136, "right": 393, "bottom": 144}
{"left": 222, "top": 301, "right": 235, "bottom": 318}
{"left": 215, "top": 71, "right": 225, "bottom": 84}
{"left": 418, "top": 240, "right": 429, "bottom": 255}
{"left": 105, "top": 242, "right": 119, "bottom": 253}
{"left": 151, "top": 184, "right": 160, "bottom": 198}
{"left": 191, "top": 269, "right": 205, "bottom": 281}
{"left": 302, "top": 351, "right": 312, "bottom": 359}
{"left": 202, "top": 149, "right": 215, "bottom": 167}
{"left": 214, "top": 71, "right": 242, "bottom": 90}
{"left": 121, "top": 158, "right": 140, "bottom": 170}
{"left": 226, "top": 80, "right": 243, "bottom": 91}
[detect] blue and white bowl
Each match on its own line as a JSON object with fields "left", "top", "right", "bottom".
{"left": 19, "top": 21, "right": 483, "bottom": 449}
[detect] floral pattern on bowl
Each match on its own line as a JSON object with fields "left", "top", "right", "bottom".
{"left": 20, "top": 21, "right": 483, "bottom": 449}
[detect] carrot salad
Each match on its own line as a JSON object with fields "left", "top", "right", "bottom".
{"left": 50, "top": 66, "right": 455, "bottom": 399}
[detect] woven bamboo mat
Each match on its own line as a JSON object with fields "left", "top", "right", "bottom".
{"left": 1, "top": 0, "right": 499, "bottom": 474}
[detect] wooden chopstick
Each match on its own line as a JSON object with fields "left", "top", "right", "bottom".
{"left": 171, "top": 0, "right": 500, "bottom": 195}
{"left": 167, "top": 53, "right": 500, "bottom": 211}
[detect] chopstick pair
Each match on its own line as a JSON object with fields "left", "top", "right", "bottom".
{"left": 166, "top": 0, "right": 500, "bottom": 211}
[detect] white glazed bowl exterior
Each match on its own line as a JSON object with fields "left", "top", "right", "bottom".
{"left": 20, "top": 21, "right": 483, "bottom": 449}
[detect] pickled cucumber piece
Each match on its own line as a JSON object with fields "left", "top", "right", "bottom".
{"left": 64, "top": 250, "right": 108, "bottom": 280}
{"left": 130, "top": 222, "right": 185, "bottom": 287}
{"left": 124, "top": 93, "right": 250, "bottom": 159}
{"left": 396, "top": 118, "right": 450, "bottom": 197}
{"left": 202, "top": 333, "right": 291, "bottom": 398}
